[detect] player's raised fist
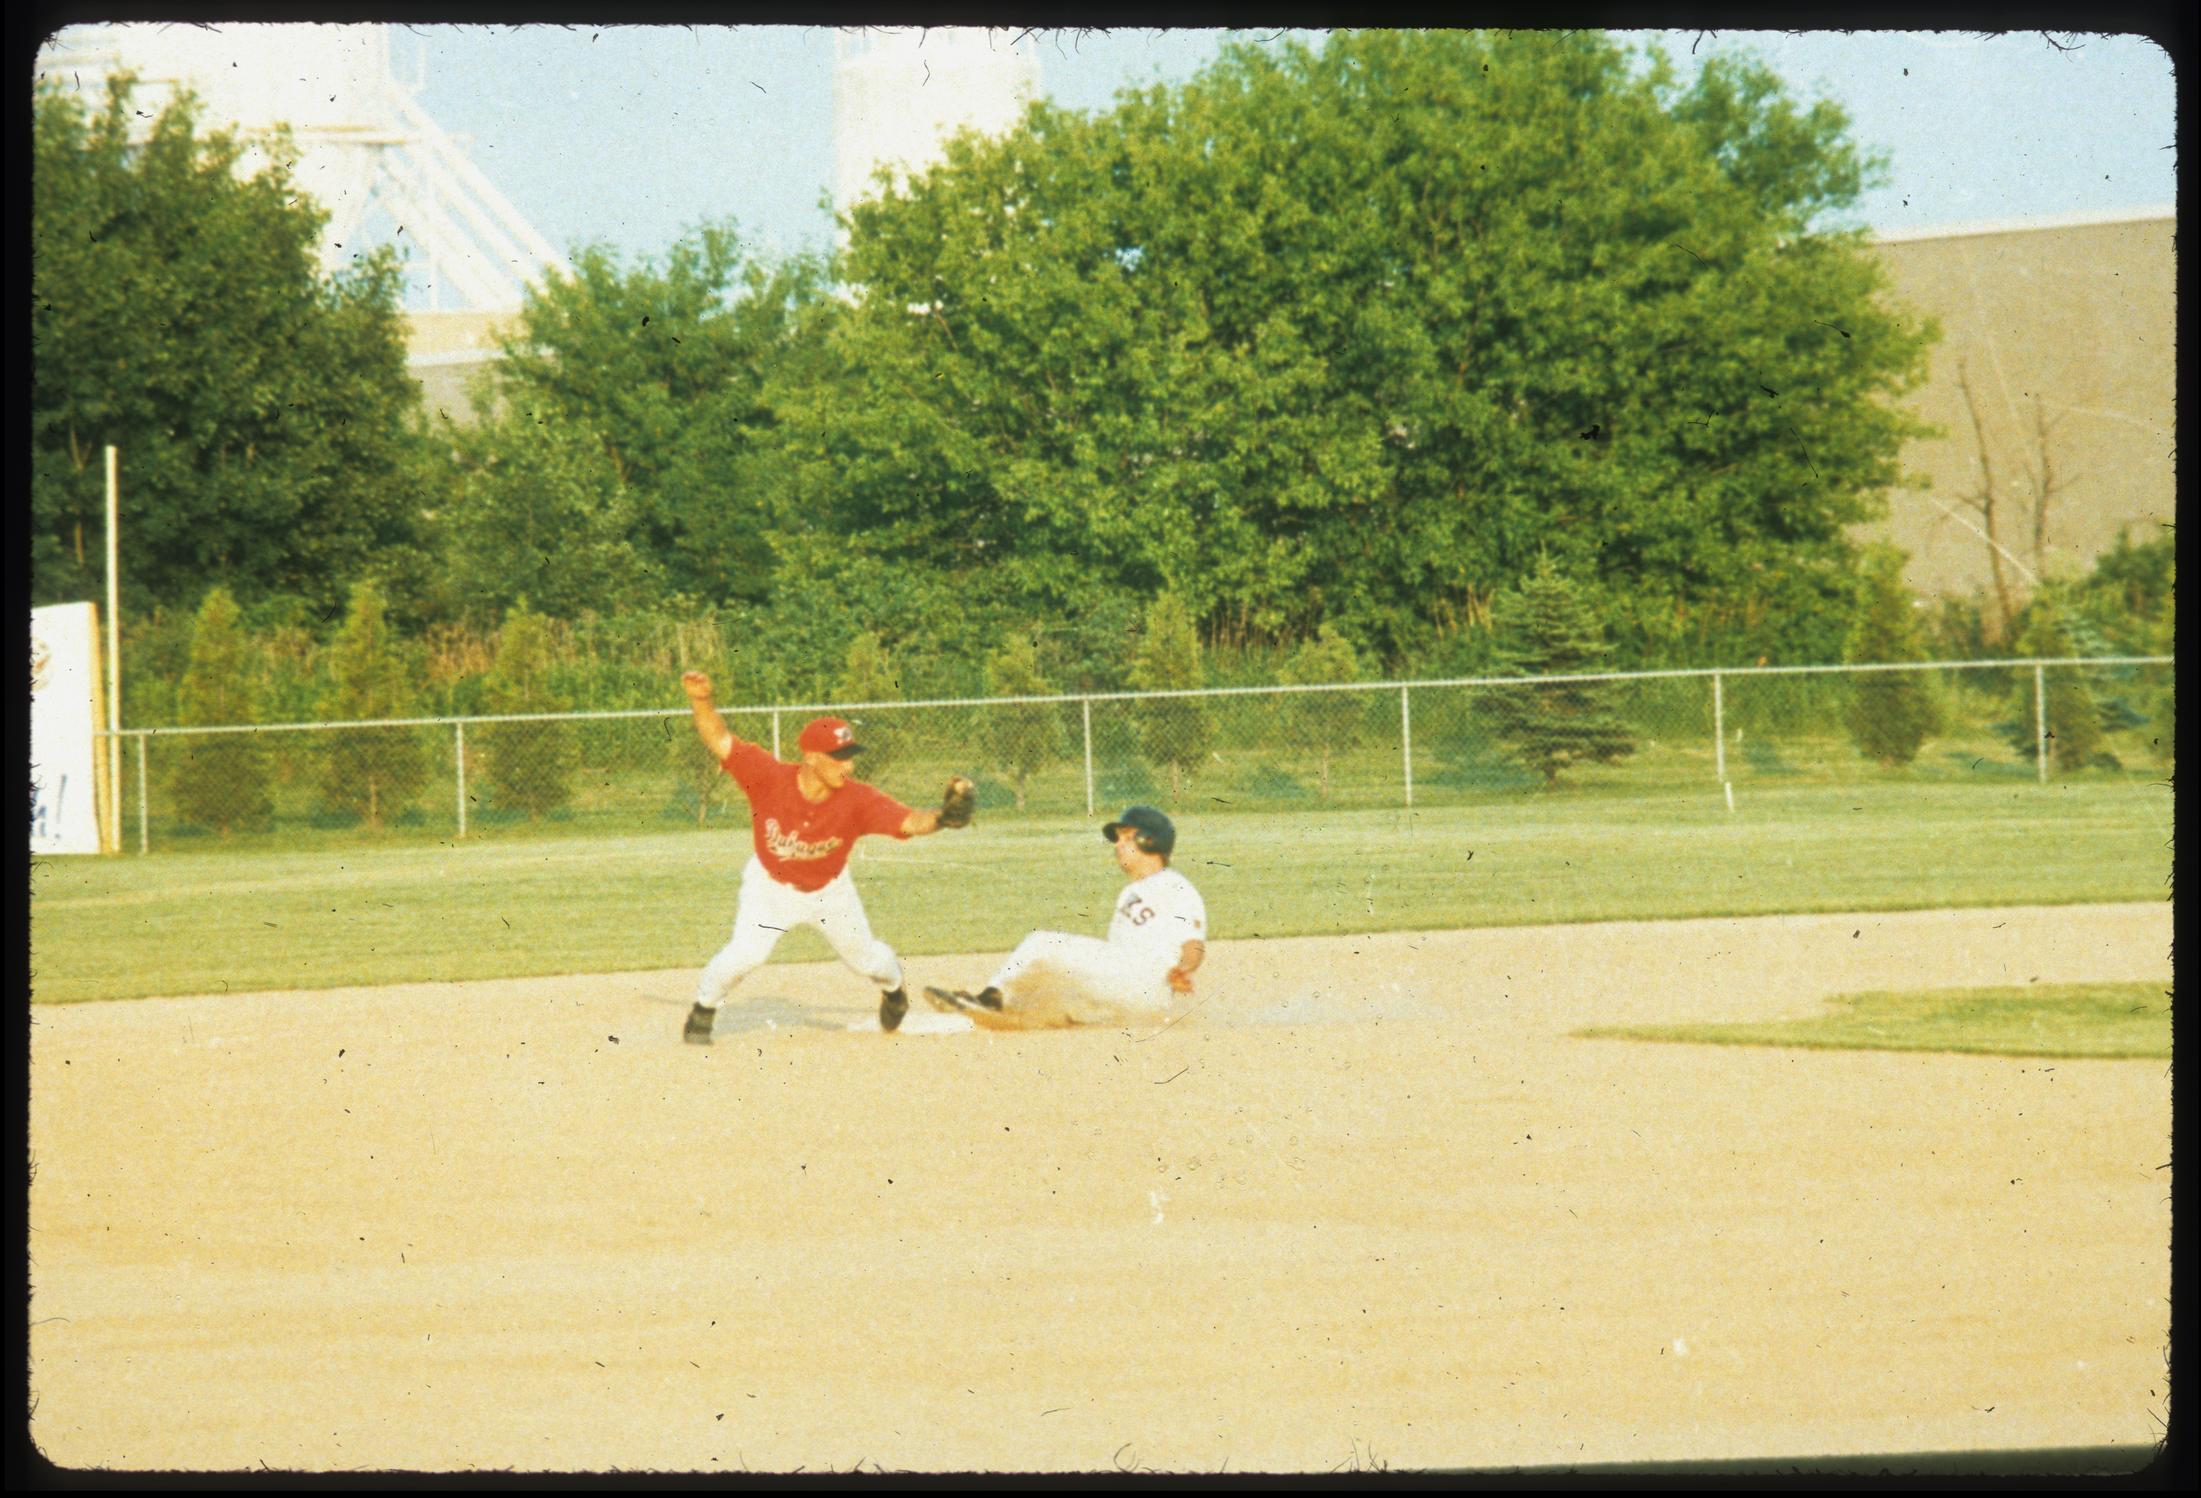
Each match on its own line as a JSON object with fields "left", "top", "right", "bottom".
{"left": 681, "top": 671, "right": 714, "bottom": 701}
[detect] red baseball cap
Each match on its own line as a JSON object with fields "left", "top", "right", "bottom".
{"left": 798, "top": 716, "right": 865, "bottom": 758}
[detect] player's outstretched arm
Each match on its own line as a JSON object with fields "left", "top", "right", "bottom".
{"left": 1167, "top": 940, "right": 1206, "bottom": 995}
{"left": 899, "top": 774, "right": 977, "bottom": 838}
{"left": 681, "top": 671, "right": 736, "bottom": 763}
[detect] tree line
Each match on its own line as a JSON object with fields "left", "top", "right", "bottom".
{"left": 155, "top": 540, "right": 2172, "bottom": 838}
{"left": 33, "top": 32, "right": 2174, "bottom": 783}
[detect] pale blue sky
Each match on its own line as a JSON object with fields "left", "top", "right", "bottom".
{"left": 401, "top": 25, "right": 2175, "bottom": 270}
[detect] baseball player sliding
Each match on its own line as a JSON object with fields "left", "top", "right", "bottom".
{"left": 678, "top": 671, "right": 976, "bottom": 1042}
{"left": 926, "top": 805, "right": 1207, "bottom": 1029}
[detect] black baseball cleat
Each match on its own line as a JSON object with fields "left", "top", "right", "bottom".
{"left": 879, "top": 987, "right": 910, "bottom": 1032}
{"left": 924, "top": 985, "right": 1006, "bottom": 1014}
{"left": 683, "top": 1002, "right": 716, "bottom": 1045}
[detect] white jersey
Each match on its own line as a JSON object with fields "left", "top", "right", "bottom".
{"left": 1107, "top": 868, "right": 1207, "bottom": 958}
{"left": 974, "top": 867, "right": 1209, "bottom": 1027}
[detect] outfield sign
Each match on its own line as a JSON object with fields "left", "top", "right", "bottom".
{"left": 31, "top": 602, "right": 111, "bottom": 855}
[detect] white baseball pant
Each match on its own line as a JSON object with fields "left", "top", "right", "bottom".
{"left": 696, "top": 856, "right": 903, "bottom": 1008}
{"left": 986, "top": 930, "right": 1174, "bottom": 1027}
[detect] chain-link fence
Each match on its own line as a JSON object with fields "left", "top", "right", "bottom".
{"left": 101, "top": 656, "right": 2174, "bottom": 851}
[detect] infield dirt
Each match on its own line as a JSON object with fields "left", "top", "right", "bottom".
{"left": 28, "top": 903, "right": 2171, "bottom": 1473}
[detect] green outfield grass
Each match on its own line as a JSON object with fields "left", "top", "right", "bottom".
{"left": 1577, "top": 981, "right": 2172, "bottom": 1060}
{"left": 30, "top": 780, "right": 2173, "bottom": 1004}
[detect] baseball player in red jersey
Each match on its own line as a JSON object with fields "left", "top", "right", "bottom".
{"left": 678, "top": 671, "right": 975, "bottom": 1042}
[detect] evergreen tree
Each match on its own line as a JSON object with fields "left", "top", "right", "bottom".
{"left": 170, "top": 587, "right": 273, "bottom": 835}
{"left": 1281, "top": 624, "right": 1370, "bottom": 798}
{"left": 318, "top": 581, "right": 428, "bottom": 828}
{"left": 1129, "top": 594, "right": 1213, "bottom": 800}
{"left": 477, "top": 601, "right": 577, "bottom": 820}
{"left": 2068, "top": 531, "right": 2175, "bottom": 655}
{"left": 2003, "top": 592, "right": 2113, "bottom": 773}
{"left": 2062, "top": 531, "right": 2173, "bottom": 765}
{"left": 1843, "top": 551, "right": 1941, "bottom": 768}
{"left": 1483, "top": 556, "right": 1635, "bottom": 788}
{"left": 2150, "top": 594, "right": 2175, "bottom": 766}
{"left": 252, "top": 598, "right": 329, "bottom": 724}
{"left": 835, "top": 631, "right": 905, "bottom": 781}
{"left": 982, "top": 633, "right": 1064, "bottom": 809}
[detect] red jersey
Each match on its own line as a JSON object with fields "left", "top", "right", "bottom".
{"left": 720, "top": 739, "right": 913, "bottom": 891}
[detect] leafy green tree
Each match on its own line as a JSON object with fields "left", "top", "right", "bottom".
{"left": 318, "top": 581, "right": 428, "bottom": 828}
{"left": 783, "top": 29, "right": 1932, "bottom": 662}
{"left": 1483, "top": 556, "right": 1636, "bottom": 788}
{"left": 660, "top": 646, "right": 774, "bottom": 831}
{"left": 440, "top": 415, "right": 649, "bottom": 623}
{"left": 665, "top": 661, "right": 732, "bottom": 825}
{"left": 759, "top": 535, "right": 1011, "bottom": 698}
{"left": 835, "top": 630, "right": 907, "bottom": 780}
{"left": 32, "top": 76, "right": 424, "bottom": 614}
{"left": 477, "top": 602, "right": 577, "bottom": 820}
{"left": 1129, "top": 594, "right": 1213, "bottom": 799}
{"left": 482, "top": 223, "right": 825, "bottom": 603}
{"left": 982, "top": 633, "right": 1065, "bottom": 808}
{"left": 672, "top": 729, "right": 729, "bottom": 823}
{"left": 1281, "top": 624, "right": 1371, "bottom": 797}
{"left": 1843, "top": 551, "right": 1941, "bottom": 768}
{"left": 170, "top": 588, "right": 273, "bottom": 835}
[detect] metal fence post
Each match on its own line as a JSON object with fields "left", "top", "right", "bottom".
{"left": 1712, "top": 671, "right": 1726, "bottom": 783}
{"left": 1401, "top": 686, "right": 1414, "bottom": 809}
{"left": 1082, "top": 698, "right": 1095, "bottom": 818}
{"left": 771, "top": 710, "right": 782, "bottom": 760}
{"left": 2034, "top": 663, "right": 2049, "bottom": 782}
{"left": 136, "top": 732, "right": 149, "bottom": 854}
{"left": 455, "top": 722, "right": 468, "bottom": 838}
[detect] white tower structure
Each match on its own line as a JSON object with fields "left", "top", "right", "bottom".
{"left": 35, "top": 23, "right": 567, "bottom": 313}
{"left": 832, "top": 28, "right": 1039, "bottom": 225}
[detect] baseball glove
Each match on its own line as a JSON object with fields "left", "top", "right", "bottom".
{"left": 939, "top": 775, "right": 977, "bottom": 829}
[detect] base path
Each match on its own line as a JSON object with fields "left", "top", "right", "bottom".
{"left": 29, "top": 904, "right": 2172, "bottom": 1473}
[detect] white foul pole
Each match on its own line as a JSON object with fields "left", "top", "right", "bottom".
{"left": 104, "top": 445, "right": 122, "bottom": 852}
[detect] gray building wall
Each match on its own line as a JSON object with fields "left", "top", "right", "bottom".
{"left": 405, "top": 310, "right": 512, "bottom": 431}
{"left": 1859, "top": 209, "right": 2175, "bottom": 602}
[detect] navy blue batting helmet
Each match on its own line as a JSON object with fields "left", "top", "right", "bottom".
{"left": 1102, "top": 805, "right": 1176, "bottom": 857}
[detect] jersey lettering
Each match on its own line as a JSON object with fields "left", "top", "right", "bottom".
{"left": 1109, "top": 871, "right": 1207, "bottom": 949}
{"left": 720, "top": 738, "right": 913, "bottom": 891}
{"left": 761, "top": 817, "right": 844, "bottom": 864}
